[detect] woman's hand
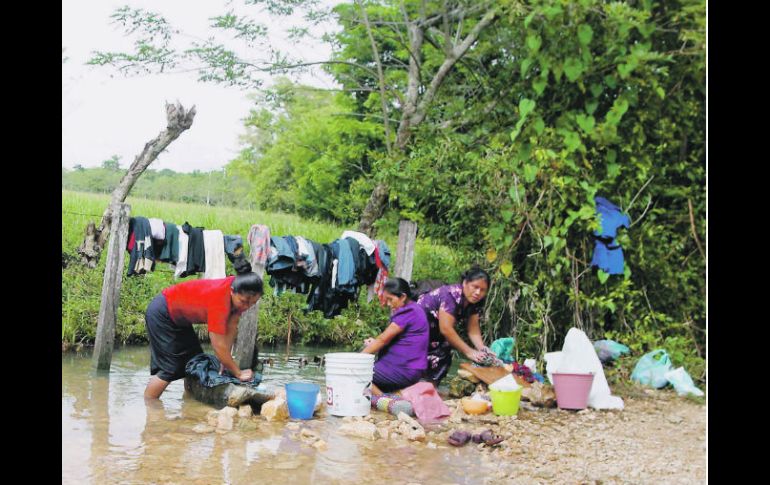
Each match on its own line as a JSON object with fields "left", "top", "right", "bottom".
{"left": 238, "top": 369, "right": 255, "bottom": 382}
{"left": 363, "top": 338, "right": 375, "bottom": 347}
{"left": 465, "top": 349, "right": 485, "bottom": 363}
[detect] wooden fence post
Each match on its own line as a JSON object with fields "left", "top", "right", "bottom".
{"left": 394, "top": 220, "right": 417, "bottom": 281}
{"left": 92, "top": 203, "right": 131, "bottom": 371}
{"left": 233, "top": 264, "right": 265, "bottom": 370}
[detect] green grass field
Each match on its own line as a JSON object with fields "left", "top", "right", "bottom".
{"left": 62, "top": 190, "right": 463, "bottom": 346}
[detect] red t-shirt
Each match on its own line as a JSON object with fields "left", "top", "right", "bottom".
{"left": 162, "top": 276, "right": 238, "bottom": 335}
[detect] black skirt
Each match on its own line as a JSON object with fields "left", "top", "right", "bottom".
{"left": 144, "top": 294, "right": 203, "bottom": 382}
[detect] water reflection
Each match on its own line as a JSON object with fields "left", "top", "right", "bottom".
{"left": 63, "top": 345, "right": 482, "bottom": 484}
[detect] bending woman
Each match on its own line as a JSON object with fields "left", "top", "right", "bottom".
{"left": 417, "top": 267, "right": 491, "bottom": 385}
{"left": 143, "top": 258, "right": 263, "bottom": 399}
{"left": 362, "top": 278, "right": 429, "bottom": 395}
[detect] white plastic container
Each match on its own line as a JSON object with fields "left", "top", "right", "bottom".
{"left": 324, "top": 352, "right": 375, "bottom": 417}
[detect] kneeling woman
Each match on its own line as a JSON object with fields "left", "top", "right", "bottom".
{"left": 143, "top": 259, "right": 263, "bottom": 399}
{"left": 362, "top": 278, "right": 429, "bottom": 395}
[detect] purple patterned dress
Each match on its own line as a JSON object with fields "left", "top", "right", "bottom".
{"left": 416, "top": 283, "right": 485, "bottom": 383}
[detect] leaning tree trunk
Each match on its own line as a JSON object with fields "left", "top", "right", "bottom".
{"left": 77, "top": 102, "right": 196, "bottom": 267}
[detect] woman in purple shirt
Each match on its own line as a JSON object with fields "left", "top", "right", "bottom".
{"left": 362, "top": 278, "right": 429, "bottom": 395}
{"left": 417, "top": 267, "right": 491, "bottom": 384}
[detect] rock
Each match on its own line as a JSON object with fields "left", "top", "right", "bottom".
{"left": 261, "top": 397, "right": 289, "bottom": 422}
{"left": 217, "top": 407, "right": 237, "bottom": 431}
{"left": 301, "top": 428, "right": 321, "bottom": 441}
{"left": 521, "top": 382, "right": 557, "bottom": 408}
{"left": 286, "top": 422, "right": 301, "bottom": 430}
{"left": 339, "top": 420, "right": 379, "bottom": 440}
{"left": 206, "top": 410, "right": 219, "bottom": 427}
{"left": 457, "top": 369, "right": 481, "bottom": 383}
{"left": 313, "top": 439, "right": 328, "bottom": 451}
{"left": 238, "top": 405, "right": 253, "bottom": 418}
{"left": 237, "top": 419, "right": 258, "bottom": 431}
{"left": 448, "top": 404, "right": 466, "bottom": 424}
{"left": 377, "top": 427, "right": 390, "bottom": 440}
{"left": 427, "top": 442, "right": 437, "bottom": 449}
{"left": 193, "top": 424, "right": 214, "bottom": 434}
{"left": 397, "top": 412, "right": 426, "bottom": 442}
{"left": 448, "top": 377, "right": 476, "bottom": 398}
{"left": 668, "top": 415, "right": 684, "bottom": 424}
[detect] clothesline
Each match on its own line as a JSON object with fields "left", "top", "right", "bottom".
{"left": 62, "top": 211, "right": 104, "bottom": 218}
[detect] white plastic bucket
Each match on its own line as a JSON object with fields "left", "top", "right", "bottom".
{"left": 324, "top": 352, "right": 375, "bottom": 417}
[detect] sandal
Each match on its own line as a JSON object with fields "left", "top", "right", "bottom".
{"left": 479, "top": 429, "right": 505, "bottom": 446}
{"left": 447, "top": 430, "right": 471, "bottom": 447}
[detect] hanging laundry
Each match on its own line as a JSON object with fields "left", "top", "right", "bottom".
{"left": 202, "top": 230, "right": 226, "bottom": 279}
{"left": 223, "top": 235, "right": 243, "bottom": 263}
{"left": 181, "top": 222, "right": 206, "bottom": 277}
{"left": 174, "top": 225, "right": 190, "bottom": 279}
{"left": 295, "top": 236, "right": 319, "bottom": 277}
{"left": 247, "top": 224, "right": 271, "bottom": 272}
{"left": 591, "top": 197, "right": 631, "bottom": 275}
{"left": 372, "top": 242, "right": 390, "bottom": 305}
{"left": 340, "top": 230, "right": 376, "bottom": 255}
{"left": 127, "top": 217, "right": 154, "bottom": 276}
{"left": 148, "top": 218, "right": 166, "bottom": 241}
{"left": 158, "top": 222, "right": 179, "bottom": 264}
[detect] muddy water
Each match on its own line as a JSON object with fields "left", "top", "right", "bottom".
{"left": 63, "top": 346, "right": 492, "bottom": 485}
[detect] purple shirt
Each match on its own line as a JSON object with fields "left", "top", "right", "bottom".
{"left": 376, "top": 301, "right": 429, "bottom": 371}
{"left": 417, "top": 283, "right": 485, "bottom": 348}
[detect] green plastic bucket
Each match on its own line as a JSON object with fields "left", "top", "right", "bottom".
{"left": 489, "top": 387, "right": 523, "bottom": 416}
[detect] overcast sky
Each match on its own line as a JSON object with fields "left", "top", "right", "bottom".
{"left": 62, "top": 0, "right": 340, "bottom": 173}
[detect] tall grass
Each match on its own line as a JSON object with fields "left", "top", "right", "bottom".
{"left": 62, "top": 190, "right": 463, "bottom": 345}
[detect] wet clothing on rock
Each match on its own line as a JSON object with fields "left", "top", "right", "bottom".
{"left": 185, "top": 353, "right": 263, "bottom": 388}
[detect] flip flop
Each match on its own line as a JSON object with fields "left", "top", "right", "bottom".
{"left": 447, "top": 430, "right": 471, "bottom": 447}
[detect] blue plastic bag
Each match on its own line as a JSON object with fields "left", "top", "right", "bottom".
{"left": 593, "top": 339, "right": 630, "bottom": 363}
{"left": 664, "top": 367, "right": 704, "bottom": 397}
{"left": 631, "top": 349, "right": 672, "bottom": 389}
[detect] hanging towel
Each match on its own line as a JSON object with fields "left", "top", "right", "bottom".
{"left": 202, "top": 230, "right": 226, "bottom": 279}
{"left": 158, "top": 222, "right": 179, "bottom": 264}
{"left": 247, "top": 224, "right": 271, "bottom": 270}
{"left": 174, "top": 226, "right": 190, "bottom": 278}
{"left": 148, "top": 218, "right": 166, "bottom": 240}
{"left": 340, "top": 230, "right": 376, "bottom": 255}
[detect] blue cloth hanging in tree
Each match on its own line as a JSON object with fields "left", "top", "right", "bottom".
{"left": 591, "top": 197, "right": 630, "bottom": 275}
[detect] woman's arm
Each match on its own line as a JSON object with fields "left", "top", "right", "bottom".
{"left": 466, "top": 313, "right": 487, "bottom": 351}
{"left": 362, "top": 323, "right": 404, "bottom": 354}
{"left": 438, "top": 309, "right": 483, "bottom": 362}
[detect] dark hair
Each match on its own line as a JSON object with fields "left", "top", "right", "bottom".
{"left": 461, "top": 266, "right": 491, "bottom": 286}
{"left": 383, "top": 277, "right": 414, "bottom": 300}
{"left": 231, "top": 257, "right": 263, "bottom": 295}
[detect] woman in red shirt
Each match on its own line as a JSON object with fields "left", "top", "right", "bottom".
{"left": 143, "top": 259, "right": 263, "bottom": 399}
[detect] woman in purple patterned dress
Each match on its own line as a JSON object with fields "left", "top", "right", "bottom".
{"left": 362, "top": 278, "right": 429, "bottom": 395}
{"left": 416, "top": 267, "right": 491, "bottom": 384}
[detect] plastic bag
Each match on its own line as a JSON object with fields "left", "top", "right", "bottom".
{"left": 490, "top": 337, "right": 516, "bottom": 363}
{"left": 631, "top": 349, "right": 672, "bottom": 389}
{"left": 593, "top": 339, "right": 630, "bottom": 363}
{"left": 664, "top": 367, "right": 704, "bottom": 397}
{"left": 544, "top": 328, "right": 624, "bottom": 410}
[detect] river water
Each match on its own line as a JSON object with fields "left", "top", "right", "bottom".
{"left": 63, "top": 345, "right": 494, "bottom": 485}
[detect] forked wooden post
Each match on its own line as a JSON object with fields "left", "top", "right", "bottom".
{"left": 92, "top": 203, "right": 131, "bottom": 371}
{"left": 394, "top": 220, "right": 417, "bottom": 282}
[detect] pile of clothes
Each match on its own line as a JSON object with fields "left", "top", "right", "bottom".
{"left": 126, "top": 216, "right": 244, "bottom": 279}
{"left": 266, "top": 231, "right": 391, "bottom": 318}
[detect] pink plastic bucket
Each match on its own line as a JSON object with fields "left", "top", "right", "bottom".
{"left": 552, "top": 373, "right": 594, "bottom": 410}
